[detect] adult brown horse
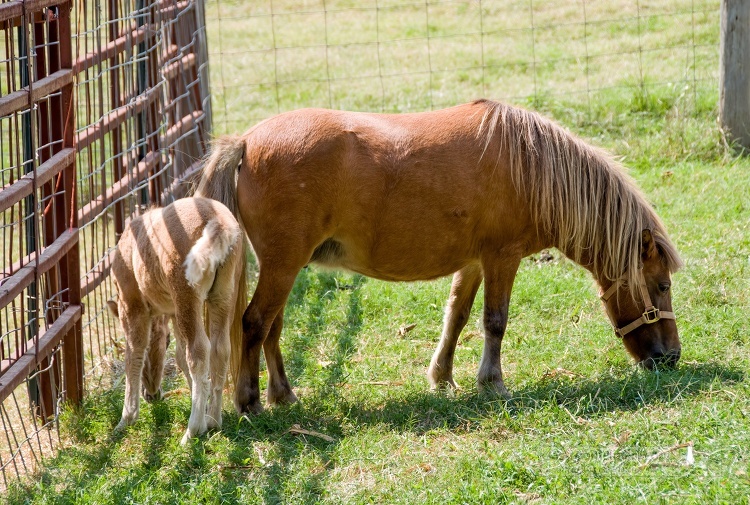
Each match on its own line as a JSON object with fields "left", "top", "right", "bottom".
{"left": 196, "top": 99, "right": 683, "bottom": 414}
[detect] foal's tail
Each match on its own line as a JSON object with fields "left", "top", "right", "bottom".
{"left": 184, "top": 220, "right": 242, "bottom": 288}
{"left": 194, "top": 135, "right": 249, "bottom": 386}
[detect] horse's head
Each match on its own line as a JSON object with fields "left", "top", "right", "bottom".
{"left": 601, "top": 230, "right": 681, "bottom": 370}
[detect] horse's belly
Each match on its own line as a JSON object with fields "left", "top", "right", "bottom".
{"left": 314, "top": 233, "right": 476, "bottom": 282}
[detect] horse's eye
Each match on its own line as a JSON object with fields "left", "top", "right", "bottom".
{"left": 658, "top": 282, "right": 671, "bottom": 293}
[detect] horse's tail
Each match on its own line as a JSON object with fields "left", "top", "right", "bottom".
{"left": 194, "top": 136, "right": 249, "bottom": 386}
{"left": 194, "top": 135, "right": 246, "bottom": 216}
{"left": 229, "top": 239, "right": 248, "bottom": 386}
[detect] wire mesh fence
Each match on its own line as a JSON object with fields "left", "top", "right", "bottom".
{"left": 0, "top": 0, "right": 210, "bottom": 488}
{"left": 206, "top": 0, "right": 720, "bottom": 135}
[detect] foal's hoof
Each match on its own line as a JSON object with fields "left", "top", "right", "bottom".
{"left": 142, "top": 388, "right": 162, "bottom": 403}
{"left": 180, "top": 430, "right": 199, "bottom": 446}
{"left": 206, "top": 414, "right": 222, "bottom": 430}
{"left": 115, "top": 416, "right": 134, "bottom": 433}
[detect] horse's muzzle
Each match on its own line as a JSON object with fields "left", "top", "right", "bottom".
{"left": 639, "top": 349, "right": 681, "bottom": 370}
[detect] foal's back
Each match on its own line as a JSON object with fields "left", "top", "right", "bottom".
{"left": 113, "top": 197, "right": 241, "bottom": 315}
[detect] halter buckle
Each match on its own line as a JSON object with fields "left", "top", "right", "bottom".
{"left": 642, "top": 307, "right": 660, "bottom": 324}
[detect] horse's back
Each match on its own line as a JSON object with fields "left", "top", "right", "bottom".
{"left": 236, "top": 103, "right": 535, "bottom": 281}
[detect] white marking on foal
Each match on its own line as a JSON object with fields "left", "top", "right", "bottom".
{"left": 184, "top": 220, "right": 241, "bottom": 288}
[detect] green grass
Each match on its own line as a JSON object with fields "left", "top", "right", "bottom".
{"left": 5, "top": 0, "right": 750, "bottom": 503}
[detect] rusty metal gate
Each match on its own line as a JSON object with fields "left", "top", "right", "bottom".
{"left": 0, "top": 0, "right": 210, "bottom": 487}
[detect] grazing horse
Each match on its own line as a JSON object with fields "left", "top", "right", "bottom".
{"left": 108, "top": 197, "right": 247, "bottom": 444}
{"left": 195, "top": 99, "right": 683, "bottom": 415}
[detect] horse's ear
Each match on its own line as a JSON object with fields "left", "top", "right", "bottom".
{"left": 106, "top": 299, "right": 119, "bottom": 318}
{"left": 641, "top": 229, "right": 657, "bottom": 261}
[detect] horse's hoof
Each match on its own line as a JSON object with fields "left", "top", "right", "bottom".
{"left": 427, "top": 373, "right": 459, "bottom": 391}
{"left": 427, "top": 364, "right": 459, "bottom": 390}
{"left": 478, "top": 380, "right": 511, "bottom": 400}
{"left": 267, "top": 388, "right": 298, "bottom": 406}
{"left": 235, "top": 398, "right": 264, "bottom": 415}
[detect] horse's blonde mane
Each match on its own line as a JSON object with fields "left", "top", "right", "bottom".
{"left": 477, "top": 99, "right": 682, "bottom": 295}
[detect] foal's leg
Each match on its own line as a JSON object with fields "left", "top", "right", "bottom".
{"left": 264, "top": 306, "right": 297, "bottom": 406}
{"left": 205, "top": 301, "right": 231, "bottom": 430}
{"left": 427, "top": 264, "right": 483, "bottom": 390}
{"left": 116, "top": 309, "right": 152, "bottom": 431}
{"left": 477, "top": 255, "right": 521, "bottom": 399}
{"left": 173, "top": 319, "right": 192, "bottom": 390}
{"left": 141, "top": 315, "right": 169, "bottom": 402}
{"left": 174, "top": 302, "right": 211, "bottom": 445}
{"left": 235, "top": 269, "right": 301, "bottom": 415}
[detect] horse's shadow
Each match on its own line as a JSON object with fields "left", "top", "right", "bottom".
{"left": 20, "top": 271, "right": 741, "bottom": 504}
{"left": 210, "top": 359, "right": 742, "bottom": 504}
{"left": 208, "top": 270, "right": 745, "bottom": 502}
{"left": 264, "top": 269, "right": 744, "bottom": 435}
{"left": 228, "top": 361, "right": 744, "bottom": 439}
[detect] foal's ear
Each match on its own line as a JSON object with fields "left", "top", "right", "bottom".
{"left": 641, "top": 229, "right": 657, "bottom": 261}
{"left": 106, "top": 299, "right": 119, "bottom": 318}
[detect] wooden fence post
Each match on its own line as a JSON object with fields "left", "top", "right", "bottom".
{"left": 720, "top": 0, "right": 750, "bottom": 152}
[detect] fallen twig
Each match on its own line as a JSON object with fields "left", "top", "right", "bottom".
{"left": 639, "top": 441, "right": 693, "bottom": 469}
{"left": 288, "top": 424, "right": 335, "bottom": 442}
{"left": 398, "top": 323, "right": 417, "bottom": 337}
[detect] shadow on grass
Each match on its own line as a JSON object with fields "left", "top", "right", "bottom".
{"left": 6, "top": 268, "right": 744, "bottom": 503}
{"left": 282, "top": 269, "right": 365, "bottom": 390}
{"left": 8, "top": 362, "right": 743, "bottom": 504}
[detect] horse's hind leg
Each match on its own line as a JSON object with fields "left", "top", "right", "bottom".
{"left": 235, "top": 268, "right": 300, "bottom": 415}
{"left": 477, "top": 254, "right": 521, "bottom": 399}
{"left": 174, "top": 302, "right": 211, "bottom": 445}
{"left": 264, "top": 306, "right": 297, "bottom": 406}
{"left": 116, "top": 308, "right": 152, "bottom": 432}
{"left": 141, "top": 315, "right": 169, "bottom": 402}
{"left": 428, "top": 264, "right": 482, "bottom": 390}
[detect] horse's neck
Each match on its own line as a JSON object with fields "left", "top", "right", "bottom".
{"left": 559, "top": 245, "right": 611, "bottom": 293}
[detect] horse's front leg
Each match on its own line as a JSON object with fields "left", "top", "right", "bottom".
{"left": 477, "top": 255, "right": 521, "bottom": 399}
{"left": 235, "top": 269, "right": 299, "bottom": 415}
{"left": 428, "top": 264, "right": 483, "bottom": 390}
